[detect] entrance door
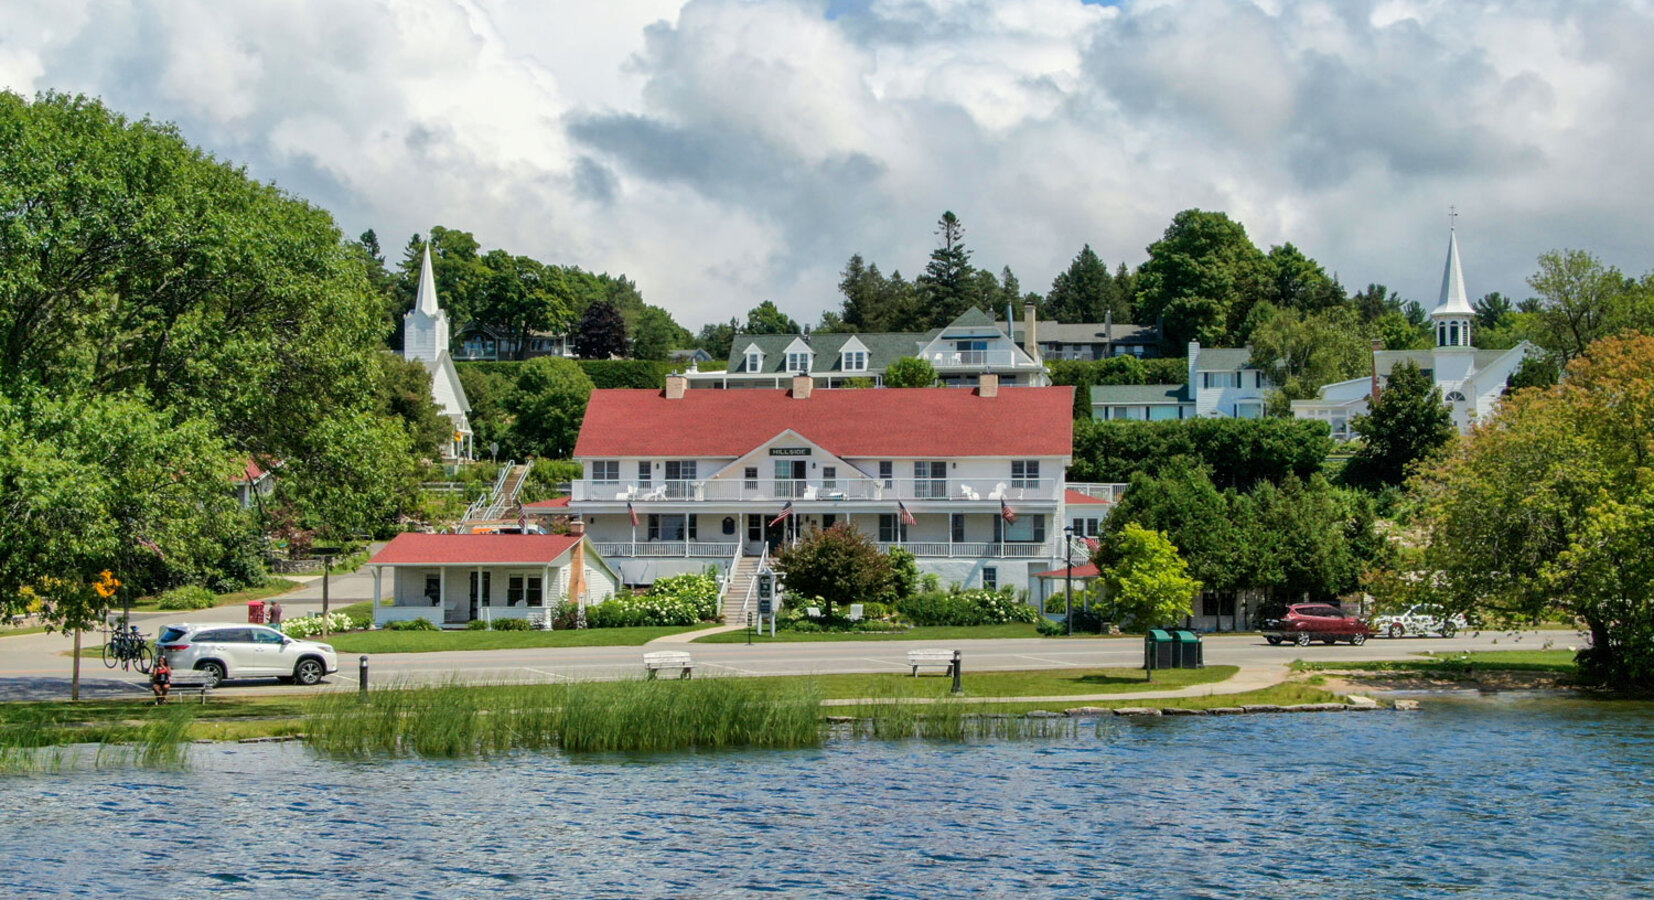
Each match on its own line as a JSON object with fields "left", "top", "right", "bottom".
{"left": 775, "top": 459, "right": 806, "bottom": 499}
{"left": 745, "top": 514, "right": 766, "bottom": 556}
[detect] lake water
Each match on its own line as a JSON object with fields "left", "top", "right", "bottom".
{"left": 3, "top": 693, "right": 1652, "bottom": 899}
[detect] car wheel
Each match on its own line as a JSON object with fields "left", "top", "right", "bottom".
{"left": 1440, "top": 623, "right": 1458, "bottom": 639}
{"left": 1352, "top": 632, "right": 1367, "bottom": 646}
{"left": 197, "top": 661, "right": 226, "bottom": 688}
{"left": 1295, "top": 632, "right": 1313, "bottom": 647}
{"left": 1389, "top": 623, "right": 1405, "bottom": 639}
{"left": 1265, "top": 636, "right": 1282, "bottom": 646}
{"left": 294, "top": 658, "right": 325, "bottom": 686}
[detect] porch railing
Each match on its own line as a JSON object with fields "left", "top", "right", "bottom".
{"left": 875, "top": 541, "right": 1055, "bottom": 559}
{"left": 572, "top": 476, "right": 1062, "bottom": 504}
{"left": 595, "top": 541, "right": 740, "bottom": 558}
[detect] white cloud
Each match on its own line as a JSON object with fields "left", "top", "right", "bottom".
{"left": 2, "top": 0, "right": 1652, "bottom": 329}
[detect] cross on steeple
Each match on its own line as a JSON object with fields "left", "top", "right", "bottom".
{"left": 1448, "top": 205, "right": 1458, "bottom": 230}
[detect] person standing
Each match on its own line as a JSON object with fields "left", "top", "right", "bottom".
{"left": 269, "top": 601, "right": 283, "bottom": 628}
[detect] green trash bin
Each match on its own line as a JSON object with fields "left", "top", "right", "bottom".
{"left": 1144, "top": 629, "right": 1174, "bottom": 671}
{"left": 1170, "top": 630, "right": 1204, "bottom": 668}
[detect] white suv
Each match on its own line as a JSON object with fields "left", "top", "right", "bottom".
{"left": 1371, "top": 605, "right": 1468, "bottom": 639}
{"left": 156, "top": 623, "right": 338, "bottom": 686}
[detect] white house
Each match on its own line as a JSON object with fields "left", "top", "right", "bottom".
{"left": 1089, "top": 343, "right": 1271, "bottom": 420}
{"left": 1293, "top": 229, "right": 1539, "bottom": 436}
{"left": 403, "top": 243, "right": 474, "bottom": 460}
{"left": 367, "top": 531, "right": 618, "bottom": 627}
{"left": 568, "top": 375, "right": 1123, "bottom": 595}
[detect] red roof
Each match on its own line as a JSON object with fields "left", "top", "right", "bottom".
{"left": 369, "top": 533, "right": 583, "bottom": 566}
{"left": 1032, "top": 563, "right": 1100, "bottom": 578}
{"left": 575, "top": 387, "right": 1075, "bottom": 458}
{"left": 1065, "top": 489, "right": 1111, "bottom": 505}
{"left": 523, "top": 497, "right": 571, "bottom": 510}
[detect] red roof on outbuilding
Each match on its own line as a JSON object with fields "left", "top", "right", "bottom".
{"left": 369, "top": 533, "right": 583, "bottom": 566}
{"left": 1065, "top": 489, "right": 1111, "bottom": 505}
{"left": 523, "top": 497, "right": 571, "bottom": 510}
{"left": 1032, "top": 562, "right": 1100, "bottom": 578}
{"left": 574, "top": 387, "right": 1075, "bottom": 458}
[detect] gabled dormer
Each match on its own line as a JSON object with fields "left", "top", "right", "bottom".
{"left": 838, "top": 336, "right": 871, "bottom": 373}
{"left": 781, "top": 337, "right": 813, "bottom": 374}
{"left": 740, "top": 342, "right": 766, "bottom": 374}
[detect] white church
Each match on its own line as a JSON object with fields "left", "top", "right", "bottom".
{"left": 1292, "top": 228, "right": 1539, "bottom": 437}
{"left": 403, "top": 243, "right": 474, "bottom": 460}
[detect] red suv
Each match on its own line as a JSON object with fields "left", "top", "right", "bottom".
{"left": 1260, "top": 603, "right": 1371, "bottom": 646}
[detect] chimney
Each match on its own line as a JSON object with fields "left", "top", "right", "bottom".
{"left": 1023, "top": 302, "right": 1039, "bottom": 359}
{"left": 1104, "top": 307, "right": 1114, "bottom": 357}
{"left": 664, "top": 374, "right": 688, "bottom": 399}
{"left": 979, "top": 373, "right": 999, "bottom": 398}
{"left": 1370, "top": 339, "right": 1383, "bottom": 399}
{"left": 568, "top": 535, "right": 587, "bottom": 608}
{"left": 567, "top": 518, "right": 586, "bottom": 537}
{"left": 1187, "top": 341, "right": 1200, "bottom": 396}
{"left": 792, "top": 374, "right": 813, "bottom": 399}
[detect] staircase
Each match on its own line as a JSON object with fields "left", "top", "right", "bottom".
{"left": 461, "top": 461, "right": 533, "bottom": 527}
{"left": 721, "top": 554, "right": 765, "bottom": 626}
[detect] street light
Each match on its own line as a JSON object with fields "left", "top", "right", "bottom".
{"left": 1063, "top": 524, "right": 1074, "bottom": 636}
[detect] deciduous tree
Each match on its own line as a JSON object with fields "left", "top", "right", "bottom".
{"left": 1093, "top": 524, "right": 1202, "bottom": 630}
{"left": 1343, "top": 360, "right": 1454, "bottom": 490}
{"left": 773, "top": 523, "right": 892, "bottom": 619}
{"left": 883, "top": 356, "right": 937, "bottom": 388}
{"left": 572, "top": 300, "right": 629, "bottom": 359}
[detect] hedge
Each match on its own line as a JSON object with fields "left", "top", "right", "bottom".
{"left": 895, "top": 589, "right": 1040, "bottom": 626}
{"left": 457, "top": 359, "right": 675, "bottom": 389}
{"left": 1070, "top": 417, "right": 1332, "bottom": 489}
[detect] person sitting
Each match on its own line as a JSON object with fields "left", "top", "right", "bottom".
{"left": 151, "top": 656, "right": 172, "bottom": 705}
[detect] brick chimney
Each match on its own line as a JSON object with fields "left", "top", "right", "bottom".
{"left": 1023, "top": 302, "right": 1039, "bottom": 360}
{"left": 567, "top": 518, "right": 586, "bottom": 537}
{"left": 1370, "top": 339, "right": 1383, "bottom": 399}
{"left": 792, "top": 374, "right": 813, "bottom": 399}
{"left": 979, "top": 373, "right": 999, "bottom": 398}
{"left": 567, "top": 537, "right": 587, "bottom": 607}
{"left": 664, "top": 374, "right": 688, "bottom": 399}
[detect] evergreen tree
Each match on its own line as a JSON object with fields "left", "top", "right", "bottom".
{"left": 1343, "top": 361, "right": 1454, "bottom": 489}
{"left": 1045, "top": 245, "right": 1111, "bottom": 323}
{"left": 917, "top": 211, "right": 976, "bottom": 326}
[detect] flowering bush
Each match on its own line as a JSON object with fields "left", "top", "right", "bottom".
{"left": 281, "top": 611, "right": 359, "bottom": 637}
{"left": 896, "top": 589, "right": 1039, "bottom": 626}
{"left": 585, "top": 572, "right": 722, "bottom": 628}
{"left": 647, "top": 572, "right": 721, "bottom": 621}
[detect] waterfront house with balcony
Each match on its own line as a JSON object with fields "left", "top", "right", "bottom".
{"left": 570, "top": 375, "right": 1120, "bottom": 594}
{"left": 684, "top": 308, "right": 1049, "bottom": 389}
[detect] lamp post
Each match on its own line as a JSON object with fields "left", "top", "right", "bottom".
{"left": 1063, "top": 524, "right": 1074, "bottom": 636}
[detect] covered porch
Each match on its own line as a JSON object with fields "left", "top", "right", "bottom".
{"left": 367, "top": 533, "right": 617, "bottom": 627}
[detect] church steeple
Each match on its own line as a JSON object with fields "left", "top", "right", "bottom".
{"left": 403, "top": 239, "right": 451, "bottom": 363}
{"left": 1431, "top": 224, "right": 1475, "bottom": 349}
{"left": 415, "top": 244, "right": 441, "bottom": 316}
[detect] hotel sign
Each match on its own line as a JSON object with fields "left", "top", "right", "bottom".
{"left": 769, "top": 447, "right": 810, "bottom": 457}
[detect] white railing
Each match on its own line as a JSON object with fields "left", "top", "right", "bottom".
{"left": 595, "top": 541, "right": 741, "bottom": 558}
{"left": 927, "top": 349, "right": 1038, "bottom": 369}
{"left": 741, "top": 542, "right": 769, "bottom": 625}
{"left": 1064, "top": 482, "right": 1129, "bottom": 503}
{"left": 483, "top": 458, "right": 533, "bottom": 520}
{"left": 875, "top": 541, "right": 1056, "bottom": 559}
{"left": 718, "top": 541, "right": 742, "bottom": 613}
{"left": 572, "top": 476, "right": 1061, "bottom": 504}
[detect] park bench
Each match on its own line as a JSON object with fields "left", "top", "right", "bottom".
{"left": 642, "top": 651, "right": 694, "bottom": 680}
{"left": 907, "top": 648, "right": 958, "bottom": 677}
{"left": 154, "top": 670, "right": 215, "bottom": 704}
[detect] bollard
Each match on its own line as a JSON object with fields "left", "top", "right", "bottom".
{"left": 950, "top": 649, "right": 963, "bottom": 695}
{"left": 358, "top": 655, "right": 369, "bottom": 697}
{"left": 746, "top": 611, "right": 754, "bottom": 646}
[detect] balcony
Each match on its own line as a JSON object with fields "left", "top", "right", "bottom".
{"left": 875, "top": 541, "right": 1055, "bottom": 559}
{"left": 571, "top": 476, "right": 1062, "bottom": 504}
{"left": 1064, "top": 483, "right": 1128, "bottom": 503}
{"left": 594, "top": 541, "right": 739, "bottom": 558}
{"left": 926, "top": 349, "right": 1037, "bottom": 370}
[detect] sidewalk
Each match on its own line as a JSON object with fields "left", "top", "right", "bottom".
{"left": 818, "top": 663, "right": 1292, "bottom": 707}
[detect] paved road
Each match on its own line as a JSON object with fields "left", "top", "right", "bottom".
{"left": 0, "top": 612, "right": 1581, "bottom": 701}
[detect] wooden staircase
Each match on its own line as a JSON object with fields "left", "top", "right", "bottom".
{"left": 721, "top": 554, "right": 765, "bottom": 626}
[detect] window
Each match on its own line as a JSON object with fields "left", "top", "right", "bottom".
{"left": 746, "top": 351, "right": 763, "bottom": 372}
{"left": 469, "top": 571, "right": 492, "bottom": 607}
{"left": 648, "top": 515, "right": 695, "bottom": 541}
{"left": 1011, "top": 460, "right": 1040, "bottom": 490}
{"left": 982, "top": 567, "right": 997, "bottom": 591}
{"left": 1071, "top": 517, "right": 1100, "bottom": 538}
{"left": 424, "top": 573, "right": 441, "bottom": 605}
{"left": 994, "top": 513, "right": 1045, "bottom": 543}
{"left": 592, "top": 460, "right": 619, "bottom": 484}
{"left": 722, "top": 516, "right": 736, "bottom": 535}
{"left": 1235, "top": 403, "right": 1262, "bottom": 420}
{"left": 822, "top": 514, "right": 836, "bottom": 530}
{"left": 951, "top": 513, "right": 965, "bottom": 543}
{"left": 665, "top": 460, "right": 696, "bottom": 498}
{"left": 252, "top": 628, "right": 284, "bottom": 644}
{"left": 879, "top": 461, "right": 893, "bottom": 488}
{"left": 526, "top": 576, "right": 544, "bottom": 607}
{"left": 1449, "top": 323, "right": 1460, "bottom": 346}
{"left": 913, "top": 461, "right": 947, "bottom": 499}
{"left": 744, "top": 467, "right": 758, "bottom": 490}
{"left": 1202, "top": 372, "right": 1239, "bottom": 389}
{"left": 748, "top": 514, "right": 762, "bottom": 541}
{"left": 1446, "top": 390, "right": 1467, "bottom": 402}
{"left": 1113, "top": 406, "right": 1146, "bottom": 421}
{"left": 637, "top": 462, "right": 652, "bottom": 488}
{"left": 878, "top": 514, "right": 908, "bottom": 543}
{"left": 786, "top": 351, "right": 811, "bottom": 373}
{"left": 823, "top": 466, "right": 837, "bottom": 491}
{"left": 842, "top": 350, "right": 868, "bottom": 372}
{"left": 1148, "top": 405, "right": 1182, "bottom": 421}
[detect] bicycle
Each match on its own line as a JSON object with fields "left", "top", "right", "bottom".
{"left": 101, "top": 623, "right": 153, "bottom": 674}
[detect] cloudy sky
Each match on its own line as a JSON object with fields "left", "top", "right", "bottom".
{"left": 4, "top": 0, "right": 1651, "bottom": 330}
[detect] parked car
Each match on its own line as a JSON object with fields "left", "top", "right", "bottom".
{"left": 1371, "top": 605, "right": 1467, "bottom": 639}
{"left": 1260, "top": 603, "right": 1371, "bottom": 646}
{"left": 156, "top": 623, "right": 338, "bottom": 687}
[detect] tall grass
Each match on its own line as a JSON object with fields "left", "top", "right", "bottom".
{"left": 0, "top": 704, "right": 195, "bottom": 774}
{"left": 303, "top": 676, "right": 824, "bottom": 758}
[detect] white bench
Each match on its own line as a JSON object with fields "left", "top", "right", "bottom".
{"left": 907, "top": 649, "right": 958, "bottom": 677}
{"left": 643, "top": 651, "right": 693, "bottom": 680}
{"left": 154, "top": 670, "right": 215, "bottom": 704}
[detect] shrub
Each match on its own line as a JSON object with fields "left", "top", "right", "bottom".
{"left": 586, "top": 591, "right": 704, "bottom": 628}
{"left": 466, "top": 619, "right": 489, "bottom": 631}
{"left": 1035, "top": 617, "right": 1067, "bottom": 636}
{"left": 647, "top": 571, "right": 721, "bottom": 622}
{"left": 155, "top": 585, "right": 216, "bottom": 610}
{"left": 896, "top": 589, "right": 1040, "bottom": 626}
{"left": 283, "top": 611, "right": 360, "bottom": 637}
{"left": 490, "top": 617, "right": 532, "bottom": 631}
{"left": 382, "top": 617, "right": 439, "bottom": 632}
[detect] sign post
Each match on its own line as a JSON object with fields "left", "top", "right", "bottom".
{"left": 758, "top": 570, "right": 774, "bottom": 636}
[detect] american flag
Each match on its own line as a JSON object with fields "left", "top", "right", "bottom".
{"left": 517, "top": 507, "right": 528, "bottom": 532}
{"left": 769, "top": 501, "right": 795, "bottom": 527}
{"left": 897, "top": 499, "right": 916, "bottom": 526}
{"left": 627, "top": 500, "right": 639, "bottom": 527}
{"left": 1000, "top": 498, "right": 1018, "bottom": 524}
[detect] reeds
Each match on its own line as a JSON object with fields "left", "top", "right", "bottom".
{"left": 0, "top": 704, "right": 196, "bottom": 775}
{"left": 302, "top": 676, "right": 824, "bottom": 758}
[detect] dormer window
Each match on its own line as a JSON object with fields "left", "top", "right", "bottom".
{"left": 842, "top": 350, "right": 868, "bottom": 372}
{"left": 786, "top": 351, "right": 812, "bottom": 373}
{"left": 746, "top": 350, "right": 763, "bottom": 372}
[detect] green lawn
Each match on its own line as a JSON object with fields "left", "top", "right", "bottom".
{"left": 124, "top": 578, "right": 304, "bottom": 613}
{"left": 694, "top": 623, "right": 1136, "bottom": 643}
{"left": 747, "top": 665, "right": 1236, "bottom": 700}
{"left": 323, "top": 624, "right": 705, "bottom": 654}
{"left": 1294, "top": 649, "right": 1578, "bottom": 676}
